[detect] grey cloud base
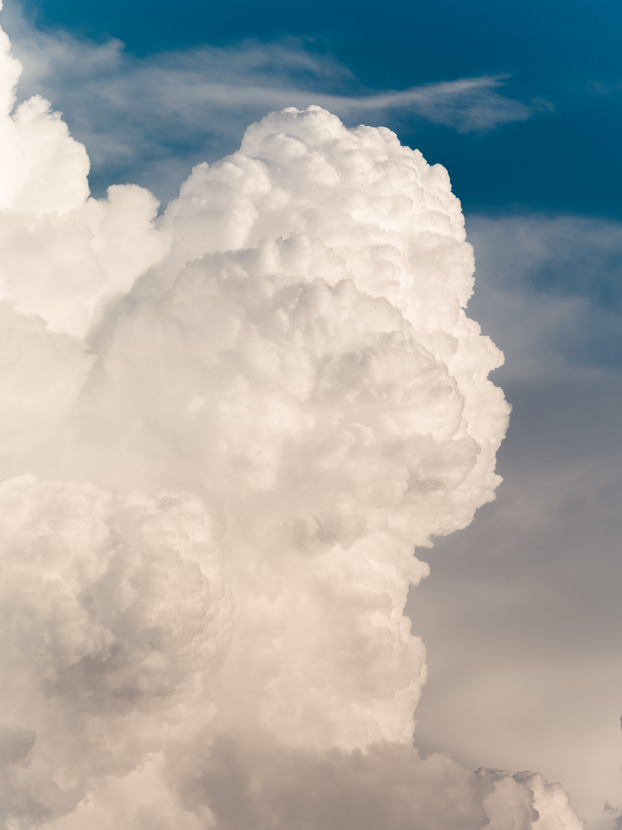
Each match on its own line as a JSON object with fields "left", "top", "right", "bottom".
{"left": 0, "top": 13, "right": 583, "bottom": 829}
{"left": 49, "top": 736, "right": 576, "bottom": 830}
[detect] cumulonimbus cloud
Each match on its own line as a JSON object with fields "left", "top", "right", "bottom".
{"left": 0, "top": 8, "right": 583, "bottom": 828}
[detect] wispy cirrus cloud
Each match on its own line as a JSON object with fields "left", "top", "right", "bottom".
{"left": 335, "top": 75, "right": 537, "bottom": 128}
{"left": 2, "top": 0, "right": 544, "bottom": 200}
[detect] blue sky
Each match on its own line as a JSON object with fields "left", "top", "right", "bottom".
{"left": 15, "top": 0, "right": 622, "bottom": 218}
{"left": 3, "top": 1, "right": 621, "bottom": 826}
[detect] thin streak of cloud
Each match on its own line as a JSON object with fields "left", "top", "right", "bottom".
{"left": 327, "top": 75, "right": 536, "bottom": 128}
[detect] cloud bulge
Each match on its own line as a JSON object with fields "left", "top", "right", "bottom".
{"left": 0, "top": 8, "right": 585, "bottom": 829}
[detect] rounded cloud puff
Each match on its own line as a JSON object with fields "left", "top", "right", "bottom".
{"left": 0, "top": 17, "right": 581, "bottom": 830}
{"left": 0, "top": 26, "right": 168, "bottom": 336}
{"left": 0, "top": 476, "right": 228, "bottom": 825}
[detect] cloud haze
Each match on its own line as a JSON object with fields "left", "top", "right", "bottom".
{"left": 0, "top": 9, "right": 584, "bottom": 829}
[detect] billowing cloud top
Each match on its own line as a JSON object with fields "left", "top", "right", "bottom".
{"left": 0, "top": 16, "right": 583, "bottom": 830}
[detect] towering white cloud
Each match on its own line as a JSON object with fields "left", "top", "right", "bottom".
{"left": 0, "top": 12, "right": 168, "bottom": 338}
{"left": 0, "top": 12, "right": 583, "bottom": 829}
